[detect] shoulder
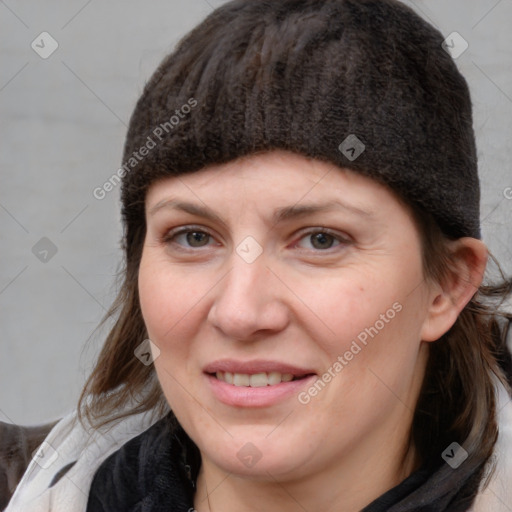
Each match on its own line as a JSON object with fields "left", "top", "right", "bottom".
{"left": 473, "top": 381, "right": 512, "bottom": 512}
{"left": 0, "top": 420, "right": 56, "bottom": 510}
{"left": 86, "top": 414, "right": 198, "bottom": 512}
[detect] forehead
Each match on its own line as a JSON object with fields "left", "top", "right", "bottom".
{"left": 145, "top": 149, "right": 398, "bottom": 215}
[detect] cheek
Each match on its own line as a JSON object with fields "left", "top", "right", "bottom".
{"left": 292, "top": 263, "right": 427, "bottom": 379}
{"left": 138, "top": 255, "right": 206, "bottom": 350}
{"left": 288, "top": 270, "right": 402, "bottom": 350}
{"left": 138, "top": 255, "right": 207, "bottom": 410}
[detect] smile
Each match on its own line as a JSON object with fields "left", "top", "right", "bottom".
{"left": 203, "top": 360, "right": 317, "bottom": 407}
{"left": 213, "top": 371, "right": 306, "bottom": 387}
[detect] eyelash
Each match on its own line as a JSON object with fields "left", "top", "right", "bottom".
{"left": 295, "top": 228, "right": 350, "bottom": 251}
{"left": 161, "top": 226, "right": 218, "bottom": 251}
{"left": 161, "top": 225, "right": 351, "bottom": 253}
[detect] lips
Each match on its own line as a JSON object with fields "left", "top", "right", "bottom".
{"left": 215, "top": 371, "right": 297, "bottom": 387}
{"left": 203, "top": 360, "right": 316, "bottom": 407}
{"left": 203, "top": 359, "right": 316, "bottom": 384}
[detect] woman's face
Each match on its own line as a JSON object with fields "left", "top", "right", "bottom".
{"left": 139, "top": 150, "right": 434, "bottom": 482}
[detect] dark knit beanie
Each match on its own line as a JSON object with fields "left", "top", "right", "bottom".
{"left": 120, "top": 0, "right": 480, "bottom": 246}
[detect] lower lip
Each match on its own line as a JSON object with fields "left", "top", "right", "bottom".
{"left": 205, "top": 373, "right": 317, "bottom": 407}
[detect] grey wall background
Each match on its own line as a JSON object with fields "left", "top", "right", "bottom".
{"left": 1, "top": 0, "right": 511, "bottom": 426}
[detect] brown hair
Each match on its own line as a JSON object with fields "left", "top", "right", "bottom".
{"left": 78, "top": 0, "right": 512, "bottom": 492}
{"left": 410, "top": 209, "right": 512, "bottom": 474}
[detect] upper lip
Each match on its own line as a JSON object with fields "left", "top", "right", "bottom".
{"left": 203, "top": 359, "right": 316, "bottom": 376}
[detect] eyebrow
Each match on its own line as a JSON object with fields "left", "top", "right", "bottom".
{"left": 148, "top": 198, "right": 374, "bottom": 225}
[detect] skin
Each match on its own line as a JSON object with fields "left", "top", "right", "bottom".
{"left": 138, "top": 149, "right": 487, "bottom": 512}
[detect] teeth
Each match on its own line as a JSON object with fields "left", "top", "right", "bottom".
{"left": 233, "top": 373, "right": 250, "bottom": 386}
{"left": 267, "top": 371, "right": 282, "bottom": 385}
{"left": 214, "top": 371, "right": 300, "bottom": 387}
{"left": 249, "top": 373, "right": 268, "bottom": 387}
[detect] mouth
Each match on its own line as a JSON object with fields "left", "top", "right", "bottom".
{"left": 209, "top": 371, "right": 312, "bottom": 387}
{"left": 203, "top": 359, "right": 317, "bottom": 407}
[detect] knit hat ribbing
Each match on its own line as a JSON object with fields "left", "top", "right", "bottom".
{"left": 121, "top": 0, "right": 480, "bottom": 240}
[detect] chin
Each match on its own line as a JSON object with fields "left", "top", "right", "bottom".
{"left": 195, "top": 427, "right": 317, "bottom": 481}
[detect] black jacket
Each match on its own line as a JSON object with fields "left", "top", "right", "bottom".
{"left": 86, "top": 414, "right": 482, "bottom": 512}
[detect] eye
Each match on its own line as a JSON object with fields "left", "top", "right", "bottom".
{"left": 295, "top": 229, "right": 349, "bottom": 251}
{"left": 162, "top": 227, "right": 217, "bottom": 249}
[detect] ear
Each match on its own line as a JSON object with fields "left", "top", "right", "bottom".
{"left": 421, "top": 237, "right": 488, "bottom": 342}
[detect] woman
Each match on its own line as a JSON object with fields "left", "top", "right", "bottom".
{"left": 6, "top": 0, "right": 512, "bottom": 511}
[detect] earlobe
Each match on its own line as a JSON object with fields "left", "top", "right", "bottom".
{"left": 421, "top": 238, "right": 488, "bottom": 342}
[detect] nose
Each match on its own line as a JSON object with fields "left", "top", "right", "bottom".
{"left": 207, "top": 254, "right": 290, "bottom": 341}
